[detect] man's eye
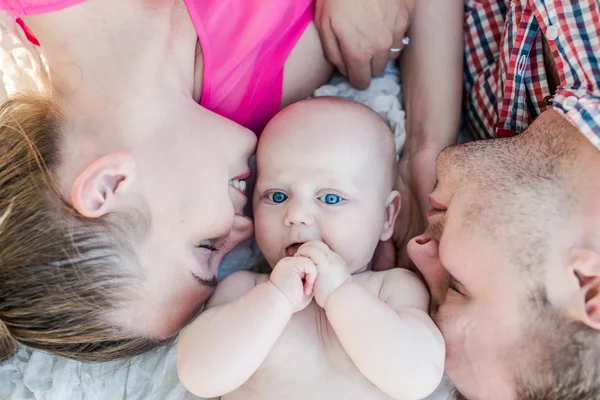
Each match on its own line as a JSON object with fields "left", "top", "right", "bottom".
{"left": 318, "top": 193, "right": 343, "bottom": 205}
{"left": 267, "top": 191, "right": 288, "bottom": 204}
{"left": 447, "top": 276, "right": 466, "bottom": 296}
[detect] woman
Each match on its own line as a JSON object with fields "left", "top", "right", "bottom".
{"left": 0, "top": 0, "right": 463, "bottom": 363}
{"left": 0, "top": 0, "right": 332, "bottom": 362}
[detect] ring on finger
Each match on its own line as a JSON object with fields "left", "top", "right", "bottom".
{"left": 390, "top": 36, "right": 411, "bottom": 52}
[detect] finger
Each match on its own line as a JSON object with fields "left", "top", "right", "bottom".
{"left": 371, "top": 51, "right": 388, "bottom": 78}
{"left": 317, "top": 18, "right": 347, "bottom": 77}
{"left": 296, "top": 240, "right": 331, "bottom": 261}
{"left": 339, "top": 38, "right": 372, "bottom": 90}
{"left": 290, "top": 256, "right": 312, "bottom": 275}
{"left": 302, "top": 240, "right": 330, "bottom": 252}
{"left": 371, "top": 29, "right": 393, "bottom": 76}
{"left": 303, "top": 262, "right": 317, "bottom": 295}
{"left": 372, "top": 240, "right": 397, "bottom": 271}
{"left": 295, "top": 243, "right": 329, "bottom": 267}
{"left": 389, "top": 30, "right": 409, "bottom": 61}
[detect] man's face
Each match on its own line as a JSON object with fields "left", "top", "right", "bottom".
{"left": 407, "top": 139, "right": 544, "bottom": 400}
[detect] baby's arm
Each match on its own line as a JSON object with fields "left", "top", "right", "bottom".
{"left": 177, "top": 258, "right": 316, "bottom": 398}
{"left": 325, "top": 269, "right": 445, "bottom": 400}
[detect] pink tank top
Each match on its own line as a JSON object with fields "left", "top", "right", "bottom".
{"left": 1, "top": 0, "right": 314, "bottom": 134}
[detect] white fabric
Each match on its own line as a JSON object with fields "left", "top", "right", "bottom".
{"left": 0, "top": 13, "right": 454, "bottom": 400}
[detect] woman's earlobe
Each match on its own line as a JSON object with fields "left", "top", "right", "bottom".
{"left": 70, "top": 152, "right": 136, "bottom": 218}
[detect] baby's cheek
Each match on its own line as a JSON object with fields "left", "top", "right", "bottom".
{"left": 334, "top": 237, "right": 375, "bottom": 272}
{"left": 253, "top": 208, "right": 271, "bottom": 240}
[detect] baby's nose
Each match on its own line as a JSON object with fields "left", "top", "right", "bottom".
{"left": 284, "top": 200, "right": 314, "bottom": 227}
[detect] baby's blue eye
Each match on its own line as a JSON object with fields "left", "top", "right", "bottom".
{"left": 268, "top": 191, "right": 288, "bottom": 204}
{"left": 319, "top": 193, "right": 342, "bottom": 205}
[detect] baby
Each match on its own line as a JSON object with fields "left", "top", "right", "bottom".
{"left": 177, "top": 97, "right": 445, "bottom": 400}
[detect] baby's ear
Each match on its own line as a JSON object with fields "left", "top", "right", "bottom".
{"left": 380, "top": 191, "right": 401, "bottom": 241}
{"left": 70, "top": 152, "right": 136, "bottom": 218}
{"left": 566, "top": 248, "right": 600, "bottom": 330}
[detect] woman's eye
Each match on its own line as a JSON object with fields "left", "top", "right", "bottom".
{"left": 197, "top": 241, "right": 218, "bottom": 252}
{"left": 318, "top": 193, "right": 342, "bottom": 205}
{"left": 267, "top": 191, "right": 288, "bottom": 204}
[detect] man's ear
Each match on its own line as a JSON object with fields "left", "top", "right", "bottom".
{"left": 567, "top": 248, "right": 600, "bottom": 330}
{"left": 380, "top": 190, "right": 401, "bottom": 241}
{"left": 70, "top": 152, "right": 136, "bottom": 218}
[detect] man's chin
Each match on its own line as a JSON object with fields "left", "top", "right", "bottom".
{"left": 443, "top": 350, "right": 479, "bottom": 400}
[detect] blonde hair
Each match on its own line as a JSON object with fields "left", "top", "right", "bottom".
{"left": 0, "top": 94, "right": 168, "bottom": 362}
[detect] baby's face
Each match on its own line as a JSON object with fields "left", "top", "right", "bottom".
{"left": 253, "top": 99, "right": 398, "bottom": 274}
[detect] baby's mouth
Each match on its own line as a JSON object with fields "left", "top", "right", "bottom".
{"left": 286, "top": 242, "right": 305, "bottom": 257}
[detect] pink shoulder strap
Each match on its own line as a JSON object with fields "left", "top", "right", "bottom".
{"left": 0, "top": 0, "right": 86, "bottom": 16}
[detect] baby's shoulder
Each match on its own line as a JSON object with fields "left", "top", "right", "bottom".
{"left": 206, "top": 271, "right": 269, "bottom": 309}
{"left": 356, "top": 269, "right": 429, "bottom": 311}
{"left": 353, "top": 268, "right": 421, "bottom": 290}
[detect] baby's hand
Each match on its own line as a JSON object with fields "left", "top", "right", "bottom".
{"left": 269, "top": 256, "right": 317, "bottom": 312}
{"left": 295, "top": 241, "right": 351, "bottom": 308}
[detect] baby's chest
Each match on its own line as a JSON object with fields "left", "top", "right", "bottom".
{"left": 262, "top": 302, "right": 351, "bottom": 374}
{"left": 226, "top": 302, "right": 393, "bottom": 400}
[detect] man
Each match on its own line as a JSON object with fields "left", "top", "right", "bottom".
{"left": 408, "top": 1, "right": 600, "bottom": 399}
{"left": 315, "top": 0, "right": 464, "bottom": 261}
{"left": 410, "top": 112, "right": 600, "bottom": 399}
{"left": 322, "top": 0, "right": 600, "bottom": 397}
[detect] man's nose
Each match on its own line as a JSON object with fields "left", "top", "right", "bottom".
{"left": 284, "top": 198, "right": 314, "bottom": 227}
{"left": 407, "top": 234, "right": 449, "bottom": 303}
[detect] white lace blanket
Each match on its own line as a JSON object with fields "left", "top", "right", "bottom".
{"left": 0, "top": 13, "right": 453, "bottom": 400}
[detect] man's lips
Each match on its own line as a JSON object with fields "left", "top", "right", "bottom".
{"left": 427, "top": 208, "right": 446, "bottom": 218}
{"left": 427, "top": 194, "right": 447, "bottom": 218}
{"left": 428, "top": 194, "right": 447, "bottom": 210}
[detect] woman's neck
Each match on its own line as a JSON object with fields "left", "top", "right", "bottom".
{"left": 23, "top": 0, "right": 204, "bottom": 193}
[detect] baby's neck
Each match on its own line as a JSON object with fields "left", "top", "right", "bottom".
{"left": 351, "top": 265, "right": 370, "bottom": 275}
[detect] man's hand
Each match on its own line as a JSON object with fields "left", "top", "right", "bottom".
{"left": 315, "top": 0, "right": 415, "bottom": 89}
{"left": 269, "top": 256, "right": 317, "bottom": 312}
{"left": 294, "top": 241, "right": 351, "bottom": 307}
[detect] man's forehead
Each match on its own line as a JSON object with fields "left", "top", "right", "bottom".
{"left": 436, "top": 136, "right": 509, "bottom": 171}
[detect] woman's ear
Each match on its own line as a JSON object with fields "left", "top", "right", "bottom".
{"left": 567, "top": 248, "right": 600, "bottom": 330}
{"left": 70, "top": 152, "right": 136, "bottom": 218}
{"left": 380, "top": 190, "right": 401, "bottom": 241}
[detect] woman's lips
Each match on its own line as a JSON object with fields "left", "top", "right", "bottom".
{"left": 233, "top": 170, "right": 251, "bottom": 181}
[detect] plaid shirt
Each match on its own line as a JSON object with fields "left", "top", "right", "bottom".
{"left": 464, "top": 0, "right": 600, "bottom": 149}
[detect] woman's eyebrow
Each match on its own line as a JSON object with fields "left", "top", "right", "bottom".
{"left": 192, "top": 273, "right": 218, "bottom": 288}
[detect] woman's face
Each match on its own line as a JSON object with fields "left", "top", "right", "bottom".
{"left": 119, "top": 104, "right": 257, "bottom": 338}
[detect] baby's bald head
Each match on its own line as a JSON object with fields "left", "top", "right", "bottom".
{"left": 258, "top": 97, "right": 397, "bottom": 193}
{"left": 254, "top": 97, "right": 401, "bottom": 273}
